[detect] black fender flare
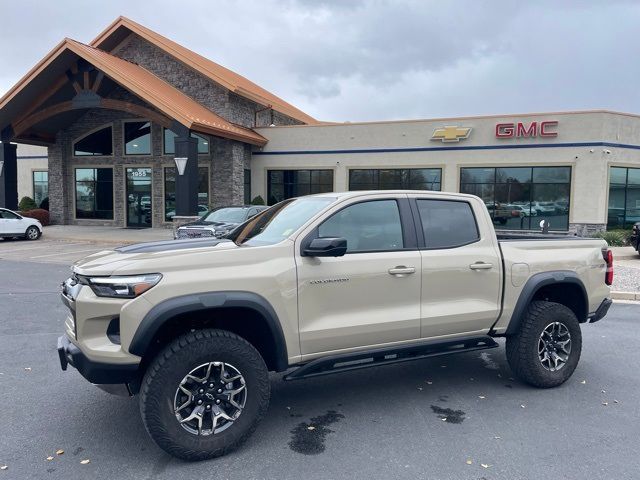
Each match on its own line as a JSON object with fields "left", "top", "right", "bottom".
{"left": 504, "top": 271, "right": 588, "bottom": 336}
{"left": 128, "top": 291, "right": 288, "bottom": 371}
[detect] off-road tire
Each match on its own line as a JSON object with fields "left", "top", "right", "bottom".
{"left": 139, "top": 329, "right": 270, "bottom": 461}
{"left": 506, "top": 301, "right": 582, "bottom": 388}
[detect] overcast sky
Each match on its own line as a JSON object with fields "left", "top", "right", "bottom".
{"left": 1, "top": 0, "right": 639, "bottom": 122}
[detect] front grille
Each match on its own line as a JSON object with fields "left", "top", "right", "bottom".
{"left": 177, "top": 229, "right": 215, "bottom": 239}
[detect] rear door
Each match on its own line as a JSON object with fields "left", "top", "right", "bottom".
{"left": 408, "top": 195, "right": 502, "bottom": 338}
{"left": 295, "top": 195, "right": 422, "bottom": 355}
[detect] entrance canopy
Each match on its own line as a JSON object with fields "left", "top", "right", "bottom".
{"left": 0, "top": 38, "right": 267, "bottom": 146}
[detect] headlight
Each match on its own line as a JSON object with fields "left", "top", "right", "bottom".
{"left": 77, "top": 273, "right": 162, "bottom": 299}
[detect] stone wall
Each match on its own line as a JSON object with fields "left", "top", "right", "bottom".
{"left": 569, "top": 223, "right": 607, "bottom": 237}
{"left": 115, "top": 34, "right": 304, "bottom": 128}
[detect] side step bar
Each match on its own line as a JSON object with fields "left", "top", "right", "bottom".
{"left": 284, "top": 335, "right": 499, "bottom": 381}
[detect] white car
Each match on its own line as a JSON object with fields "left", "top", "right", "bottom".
{"left": 0, "top": 208, "right": 43, "bottom": 240}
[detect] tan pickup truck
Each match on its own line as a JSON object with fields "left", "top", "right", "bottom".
{"left": 57, "top": 190, "right": 613, "bottom": 460}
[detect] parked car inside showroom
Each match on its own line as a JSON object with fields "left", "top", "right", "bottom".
{"left": 0, "top": 208, "right": 42, "bottom": 240}
{"left": 175, "top": 205, "right": 269, "bottom": 239}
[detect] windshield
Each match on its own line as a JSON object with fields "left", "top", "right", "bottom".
{"left": 228, "top": 197, "right": 335, "bottom": 246}
{"left": 203, "top": 208, "right": 247, "bottom": 223}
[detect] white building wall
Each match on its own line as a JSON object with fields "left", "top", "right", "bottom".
{"left": 16, "top": 144, "right": 48, "bottom": 201}
{"left": 253, "top": 111, "right": 640, "bottom": 232}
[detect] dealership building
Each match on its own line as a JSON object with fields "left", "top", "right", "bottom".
{"left": 1, "top": 17, "right": 639, "bottom": 235}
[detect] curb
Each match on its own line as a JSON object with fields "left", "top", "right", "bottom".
{"left": 611, "top": 291, "right": 640, "bottom": 301}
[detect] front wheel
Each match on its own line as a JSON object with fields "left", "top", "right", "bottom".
{"left": 506, "top": 301, "right": 582, "bottom": 388}
{"left": 139, "top": 329, "right": 270, "bottom": 461}
{"left": 25, "top": 226, "right": 40, "bottom": 240}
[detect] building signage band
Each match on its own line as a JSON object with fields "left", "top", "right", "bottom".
{"left": 431, "top": 126, "right": 472, "bottom": 143}
{"left": 495, "top": 121, "right": 558, "bottom": 138}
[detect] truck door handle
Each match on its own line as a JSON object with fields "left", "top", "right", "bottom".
{"left": 388, "top": 266, "right": 416, "bottom": 276}
{"left": 469, "top": 262, "right": 493, "bottom": 270}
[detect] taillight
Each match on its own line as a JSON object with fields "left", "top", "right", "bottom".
{"left": 603, "top": 249, "right": 613, "bottom": 286}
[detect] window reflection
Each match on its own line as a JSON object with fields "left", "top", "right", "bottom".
{"left": 608, "top": 167, "right": 640, "bottom": 228}
{"left": 349, "top": 168, "right": 441, "bottom": 191}
{"left": 460, "top": 166, "right": 571, "bottom": 231}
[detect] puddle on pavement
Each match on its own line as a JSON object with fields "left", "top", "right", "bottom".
{"left": 288, "top": 410, "right": 344, "bottom": 455}
{"left": 430, "top": 405, "right": 466, "bottom": 424}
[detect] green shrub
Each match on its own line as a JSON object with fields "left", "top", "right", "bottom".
{"left": 18, "top": 196, "right": 38, "bottom": 211}
{"left": 593, "top": 230, "right": 628, "bottom": 246}
{"left": 250, "top": 195, "right": 265, "bottom": 205}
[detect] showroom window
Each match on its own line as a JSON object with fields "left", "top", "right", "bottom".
{"left": 460, "top": 166, "right": 571, "bottom": 230}
{"left": 73, "top": 126, "right": 113, "bottom": 156}
{"left": 164, "top": 167, "right": 210, "bottom": 221}
{"left": 163, "top": 128, "right": 210, "bottom": 155}
{"left": 349, "top": 168, "right": 442, "bottom": 191}
{"left": 32, "top": 171, "right": 48, "bottom": 207}
{"left": 75, "top": 168, "right": 114, "bottom": 219}
{"left": 124, "top": 121, "right": 151, "bottom": 155}
{"left": 608, "top": 166, "right": 640, "bottom": 228}
{"left": 318, "top": 200, "right": 404, "bottom": 253}
{"left": 267, "top": 169, "right": 333, "bottom": 205}
{"left": 244, "top": 169, "right": 251, "bottom": 204}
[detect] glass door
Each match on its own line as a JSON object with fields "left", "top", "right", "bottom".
{"left": 126, "top": 167, "right": 152, "bottom": 228}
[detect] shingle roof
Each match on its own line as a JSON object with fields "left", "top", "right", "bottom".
{"left": 91, "top": 16, "right": 317, "bottom": 125}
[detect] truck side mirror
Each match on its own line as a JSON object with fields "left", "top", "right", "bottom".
{"left": 302, "top": 237, "right": 347, "bottom": 257}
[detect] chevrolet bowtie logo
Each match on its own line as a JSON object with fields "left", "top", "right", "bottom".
{"left": 431, "top": 126, "right": 472, "bottom": 142}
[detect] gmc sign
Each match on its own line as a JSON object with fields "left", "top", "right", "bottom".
{"left": 495, "top": 121, "right": 558, "bottom": 138}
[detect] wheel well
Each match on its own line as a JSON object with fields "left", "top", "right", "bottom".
{"left": 532, "top": 283, "right": 587, "bottom": 322}
{"left": 138, "top": 306, "right": 283, "bottom": 375}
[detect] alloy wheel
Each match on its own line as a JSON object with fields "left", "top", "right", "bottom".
{"left": 173, "top": 362, "right": 247, "bottom": 436}
{"left": 538, "top": 321, "right": 572, "bottom": 371}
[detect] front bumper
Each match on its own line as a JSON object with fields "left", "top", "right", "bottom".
{"left": 589, "top": 298, "right": 613, "bottom": 323}
{"left": 57, "top": 335, "right": 139, "bottom": 385}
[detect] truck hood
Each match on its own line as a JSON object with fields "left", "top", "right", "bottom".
{"left": 73, "top": 238, "right": 238, "bottom": 276}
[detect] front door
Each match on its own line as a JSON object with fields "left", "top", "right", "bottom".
{"left": 126, "top": 168, "right": 152, "bottom": 228}
{"left": 296, "top": 197, "right": 422, "bottom": 355}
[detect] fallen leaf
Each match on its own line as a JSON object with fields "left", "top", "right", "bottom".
{"left": 602, "top": 402, "right": 608, "bottom": 406}
{"left": 426, "top": 381, "right": 433, "bottom": 385}
{"left": 601, "top": 390, "right": 606, "bottom": 394}
{"left": 614, "top": 400, "right": 619, "bottom": 404}
{"left": 0, "top": 466, "right": 7, "bottom": 470}
{"left": 481, "top": 464, "right": 491, "bottom": 469}
{"left": 56, "top": 449, "right": 64, "bottom": 455}
{"left": 307, "top": 426, "right": 315, "bottom": 431}
{"left": 24, "top": 367, "right": 32, "bottom": 372}
{"left": 286, "top": 406, "right": 291, "bottom": 410}
{"left": 580, "top": 380, "right": 586, "bottom": 384}
{"left": 46, "top": 456, "right": 54, "bottom": 461}
{"left": 470, "top": 377, "right": 475, "bottom": 381}
{"left": 417, "top": 387, "right": 423, "bottom": 391}
{"left": 478, "top": 395, "right": 485, "bottom": 399}
{"left": 520, "top": 404, "right": 526, "bottom": 408}
{"left": 442, "top": 417, "right": 447, "bottom": 422}
{"left": 497, "top": 374, "right": 502, "bottom": 378}
{"left": 494, "top": 436, "right": 501, "bottom": 439}
{"left": 440, "top": 365, "right": 447, "bottom": 368}
{"left": 466, "top": 460, "right": 473, "bottom": 465}
{"left": 80, "top": 459, "right": 90, "bottom": 465}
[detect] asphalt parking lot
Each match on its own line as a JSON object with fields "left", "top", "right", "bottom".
{"left": 1, "top": 253, "right": 640, "bottom": 480}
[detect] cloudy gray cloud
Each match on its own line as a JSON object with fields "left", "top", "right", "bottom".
{"left": 1, "top": 0, "right": 639, "bottom": 122}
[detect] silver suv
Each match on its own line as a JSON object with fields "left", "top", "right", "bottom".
{"left": 175, "top": 205, "right": 269, "bottom": 239}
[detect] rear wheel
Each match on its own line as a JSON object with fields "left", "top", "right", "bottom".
{"left": 25, "top": 226, "right": 40, "bottom": 240}
{"left": 506, "top": 301, "right": 582, "bottom": 388}
{"left": 139, "top": 329, "right": 270, "bottom": 461}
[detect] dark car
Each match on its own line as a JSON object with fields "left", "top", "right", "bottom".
{"left": 174, "top": 205, "right": 269, "bottom": 239}
{"left": 632, "top": 222, "right": 640, "bottom": 254}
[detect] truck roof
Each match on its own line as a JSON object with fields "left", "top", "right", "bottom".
{"left": 309, "top": 190, "right": 480, "bottom": 200}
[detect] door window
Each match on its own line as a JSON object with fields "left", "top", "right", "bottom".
{"left": 126, "top": 168, "right": 152, "bottom": 228}
{"left": 417, "top": 199, "right": 479, "bottom": 249}
{"left": 318, "top": 200, "right": 404, "bottom": 253}
{"left": 0, "top": 210, "right": 20, "bottom": 219}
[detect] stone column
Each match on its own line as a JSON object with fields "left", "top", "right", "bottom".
{"left": 0, "top": 142, "right": 18, "bottom": 210}
{"left": 174, "top": 133, "right": 199, "bottom": 216}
